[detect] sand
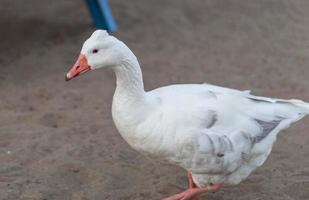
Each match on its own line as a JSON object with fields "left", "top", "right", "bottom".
{"left": 0, "top": 0, "right": 309, "bottom": 199}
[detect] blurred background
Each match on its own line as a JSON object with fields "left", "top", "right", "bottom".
{"left": 0, "top": 0, "right": 309, "bottom": 199}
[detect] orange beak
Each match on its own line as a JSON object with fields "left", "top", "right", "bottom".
{"left": 65, "top": 54, "right": 91, "bottom": 81}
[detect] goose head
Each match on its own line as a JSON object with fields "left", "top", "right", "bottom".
{"left": 65, "top": 30, "right": 131, "bottom": 81}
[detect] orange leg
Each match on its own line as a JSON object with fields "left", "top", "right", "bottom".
{"left": 188, "top": 171, "right": 196, "bottom": 189}
{"left": 163, "top": 172, "right": 223, "bottom": 200}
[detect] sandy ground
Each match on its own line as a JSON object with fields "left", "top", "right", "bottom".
{"left": 1, "top": 0, "right": 309, "bottom": 199}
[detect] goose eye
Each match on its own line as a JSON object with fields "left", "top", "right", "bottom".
{"left": 92, "top": 49, "right": 99, "bottom": 54}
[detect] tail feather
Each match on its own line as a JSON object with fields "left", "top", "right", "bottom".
{"left": 249, "top": 95, "right": 309, "bottom": 115}
{"left": 285, "top": 99, "right": 309, "bottom": 115}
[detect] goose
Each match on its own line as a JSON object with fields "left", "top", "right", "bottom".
{"left": 65, "top": 30, "right": 309, "bottom": 200}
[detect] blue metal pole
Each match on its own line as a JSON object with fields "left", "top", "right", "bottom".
{"left": 84, "top": 0, "right": 117, "bottom": 32}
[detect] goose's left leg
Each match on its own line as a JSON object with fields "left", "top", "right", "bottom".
{"left": 163, "top": 172, "right": 223, "bottom": 200}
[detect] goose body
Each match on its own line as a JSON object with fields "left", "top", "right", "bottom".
{"left": 66, "top": 30, "right": 309, "bottom": 199}
{"left": 113, "top": 82, "right": 308, "bottom": 186}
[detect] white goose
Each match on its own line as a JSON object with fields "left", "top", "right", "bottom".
{"left": 65, "top": 30, "right": 309, "bottom": 200}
